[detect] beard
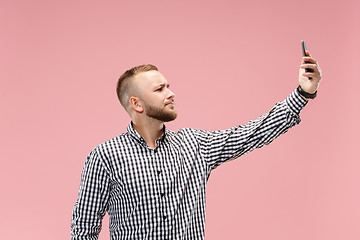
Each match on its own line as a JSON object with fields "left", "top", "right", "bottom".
{"left": 144, "top": 102, "right": 177, "bottom": 122}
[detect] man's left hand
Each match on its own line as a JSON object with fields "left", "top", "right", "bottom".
{"left": 299, "top": 52, "right": 322, "bottom": 95}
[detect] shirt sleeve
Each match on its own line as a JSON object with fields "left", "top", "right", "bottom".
{"left": 71, "top": 149, "right": 110, "bottom": 240}
{"left": 193, "top": 88, "right": 308, "bottom": 170}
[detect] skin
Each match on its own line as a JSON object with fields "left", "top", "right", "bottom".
{"left": 299, "top": 51, "right": 322, "bottom": 100}
{"left": 129, "top": 70, "right": 176, "bottom": 149}
{"left": 128, "top": 53, "right": 322, "bottom": 148}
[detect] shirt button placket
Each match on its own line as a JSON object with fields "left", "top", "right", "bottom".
{"left": 151, "top": 149, "right": 161, "bottom": 227}
{"left": 155, "top": 149, "right": 168, "bottom": 233}
{"left": 153, "top": 149, "right": 165, "bottom": 231}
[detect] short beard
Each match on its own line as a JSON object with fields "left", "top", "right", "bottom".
{"left": 145, "top": 104, "right": 177, "bottom": 122}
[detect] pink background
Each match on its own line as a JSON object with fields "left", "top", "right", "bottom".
{"left": 1, "top": 0, "right": 359, "bottom": 239}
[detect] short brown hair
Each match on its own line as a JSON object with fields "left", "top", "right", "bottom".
{"left": 116, "top": 64, "right": 158, "bottom": 111}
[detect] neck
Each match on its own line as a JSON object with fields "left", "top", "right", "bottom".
{"left": 131, "top": 117, "right": 164, "bottom": 149}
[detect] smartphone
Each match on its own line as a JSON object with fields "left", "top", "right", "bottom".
{"left": 301, "top": 40, "right": 313, "bottom": 74}
{"left": 301, "top": 40, "right": 308, "bottom": 58}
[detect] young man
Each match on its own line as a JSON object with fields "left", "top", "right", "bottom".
{"left": 71, "top": 54, "right": 322, "bottom": 239}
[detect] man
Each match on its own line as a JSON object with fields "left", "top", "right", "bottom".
{"left": 71, "top": 52, "right": 322, "bottom": 239}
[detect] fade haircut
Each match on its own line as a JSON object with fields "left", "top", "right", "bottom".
{"left": 116, "top": 64, "right": 158, "bottom": 112}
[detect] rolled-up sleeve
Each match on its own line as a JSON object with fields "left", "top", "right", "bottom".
{"left": 193, "top": 88, "right": 308, "bottom": 170}
{"left": 71, "top": 149, "right": 110, "bottom": 240}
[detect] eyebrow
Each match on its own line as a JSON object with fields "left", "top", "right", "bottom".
{"left": 155, "top": 83, "right": 170, "bottom": 88}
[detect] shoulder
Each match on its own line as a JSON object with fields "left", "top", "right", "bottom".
{"left": 88, "top": 133, "right": 129, "bottom": 162}
{"left": 165, "top": 127, "right": 197, "bottom": 138}
{"left": 96, "top": 132, "right": 130, "bottom": 152}
{"left": 165, "top": 127, "right": 209, "bottom": 144}
{"left": 81, "top": 133, "right": 130, "bottom": 172}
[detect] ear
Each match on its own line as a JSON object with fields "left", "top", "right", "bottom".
{"left": 129, "top": 96, "right": 144, "bottom": 113}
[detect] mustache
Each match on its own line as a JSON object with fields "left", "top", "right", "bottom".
{"left": 165, "top": 100, "right": 175, "bottom": 105}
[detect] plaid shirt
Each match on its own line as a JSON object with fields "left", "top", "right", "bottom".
{"left": 71, "top": 89, "right": 308, "bottom": 240}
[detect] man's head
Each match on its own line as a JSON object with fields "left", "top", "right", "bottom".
{"left": 116, "top": 64, "right": 177, "bottom": 122}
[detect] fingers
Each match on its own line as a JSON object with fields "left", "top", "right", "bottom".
{"left": 302, "top": 56, "right": 317, "bottom": 64}
{"left": 300, "top": 67, "right": 321, "bottom": 80}
{"left": 302, "top": 72, "right": 317, "bottom": 78}
{"left": 300, "top": 61, "right": 322, "bottom": 76}
{"left": 300, "top": 59, "right": 321, "bottom": 81}
{"left": 298, "top": 51, "right": 322, "bottom": 89}
{"left": 300, "top": 63, "right": 317, "bottom": 71}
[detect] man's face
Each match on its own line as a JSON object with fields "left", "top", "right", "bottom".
{"left": 133, "top": 70, "right": 177, "bottom": 122}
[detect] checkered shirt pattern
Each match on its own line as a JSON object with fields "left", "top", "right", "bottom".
{"left": 71, "top": 89, "right": 308, "bottom": 240}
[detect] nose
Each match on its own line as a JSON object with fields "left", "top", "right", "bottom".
{"left": 167, "top": 88, "right": 175, "bottom": 99}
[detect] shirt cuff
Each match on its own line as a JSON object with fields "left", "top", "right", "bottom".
{"left": 285, "top": 88, "right": 308, "bottom": 115}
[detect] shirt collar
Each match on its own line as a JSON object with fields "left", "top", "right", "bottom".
{"left": 126, "top": 121, "right": 168, "bottom": 145}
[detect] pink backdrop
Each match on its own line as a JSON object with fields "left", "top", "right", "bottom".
{"left": 1, "top": 0, "right": 359, "bottom": 239}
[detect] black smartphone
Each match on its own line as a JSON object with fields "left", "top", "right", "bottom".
{"left": 301, "top": 40, "right": 313, "bottom": 74}
{"left": 301, "top": 40, "right": 308, "bottom": 58}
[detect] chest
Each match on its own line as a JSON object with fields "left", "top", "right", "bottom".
{"left": 107, "top": 141, "right": 208, "bottom": 204}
